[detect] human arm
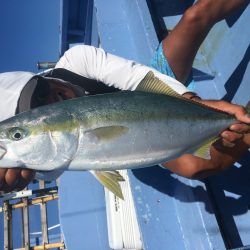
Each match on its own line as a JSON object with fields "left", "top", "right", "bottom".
{"left": 162, "top": 133, "right": 250, "bottom": 179}
{"left": 55, "top": 45, "right": 189, "bottom": 94}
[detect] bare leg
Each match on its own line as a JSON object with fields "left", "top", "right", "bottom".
{"left": 163, "top": 0, "right": 249, "bottom": 83}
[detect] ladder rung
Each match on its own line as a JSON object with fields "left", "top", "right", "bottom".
{"left": 15, "top": 242, "right": 65, "bottom": 250}
{"left": 0, "top": 194, "right": 59, "bottom": 212}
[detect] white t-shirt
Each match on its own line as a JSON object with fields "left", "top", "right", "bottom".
{"left": 55, "top": 45, "right": 189, "bottom": 94}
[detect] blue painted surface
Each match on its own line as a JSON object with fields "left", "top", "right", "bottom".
{"left": 193, "top": 6, "right": 250, "bottom": 248}
{"left": 94, "top": 0, "right": 158, "bottom": 63}
{"left": 59, "top": 171, "right": 109, "bottom": 250}
{"left": 129, "top": 168, "right": 224, "bottom": 250}
{"left": 58, "top": 1, "right": 250, "bottom": 249}
{"left": 59, "top": 0, "right": 94, "bottom": 54}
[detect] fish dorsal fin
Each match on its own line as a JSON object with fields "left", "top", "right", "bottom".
{"left": 84, "top": 126, "right": 129, "bottom": 144}
{"left": 194, "top": 136, "right": 219, "bottom": 160}
{"left": 137, "top": 72, "right": 234, "bottom": 116}
{"left": 136, "top": 71, "right": 182, "bottom": 98}
{"left": 136, "top": 71, "right": 207, "bottom": 108}
{"left": 90, "top": 170, "right": 125, "bottom": 200}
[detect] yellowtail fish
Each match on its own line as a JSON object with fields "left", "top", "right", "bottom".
{"left": 0, "top": 72, "right": 247, "bottom": 199}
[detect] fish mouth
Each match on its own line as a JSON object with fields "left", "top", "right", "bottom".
{"left": 0, "top": 144, "right": 7, "bottom": 160}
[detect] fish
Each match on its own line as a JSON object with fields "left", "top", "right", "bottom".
{"left": 0, "top": 72, "right": 248, "bottom": 199}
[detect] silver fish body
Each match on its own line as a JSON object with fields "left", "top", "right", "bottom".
{"left": 0, "top": 91, "right": 236, "bottom": 172}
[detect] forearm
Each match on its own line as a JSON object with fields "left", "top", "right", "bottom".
{"left": 161, "top": 155, "right": 211, "bottom": 179}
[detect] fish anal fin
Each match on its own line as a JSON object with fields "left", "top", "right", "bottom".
{"left": 194, "top": 137, "right": 219, "bottom": 160}
{"left": 90, "top": 170, "right": 125, "bottom": 200}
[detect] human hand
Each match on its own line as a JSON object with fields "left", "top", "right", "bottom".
{"left": 0, "top": 168, "right": 35, "bottom": 194}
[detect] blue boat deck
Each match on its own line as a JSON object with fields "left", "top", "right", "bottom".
{"left": 58, "top": 1, "right": 250, "bottom": 249}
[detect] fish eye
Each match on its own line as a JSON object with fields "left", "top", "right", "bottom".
{"left": 8, "top": 127, "right": 26, "bottom": 141}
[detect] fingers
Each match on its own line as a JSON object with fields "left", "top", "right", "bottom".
{"left": 221, "top": 130, "right": 243, "bottom": 147}
{"left": 228, "top": 105, "right": 250, "bottom": 124}
{"left": 0, "top": 168, "right": 35, "bottom": 194}
{"left": 230, "top": 123, "right": 250, "bottom": 134}
{"left": 225, "top": 110, "right": 250, "bottom": 147}
{"left": 200, "top": 100, "right": 250, "bottom": 124}
{"left": 217, "top": 101, "right": 250, "bottom": 124}
{"left": 5, "top": 169, "right": 22, "bottom": 189}
{"left": 16, "top": 169, "right": 36, "bottom": 191}
{"left": 221, "top": 123, "right": 250, "bottom": 147}
{"left": 0, "top": 168, "right": 21, "bottom": 193}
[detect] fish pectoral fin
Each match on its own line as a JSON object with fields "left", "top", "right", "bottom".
{"left": 85, "top": 126, "right": 129, "bottom": 143}
{"left": 90, "top": 170, "right": 125, "bottom": 200}
{"left": 194, "top": 137, "right": 219, "bottom": 160}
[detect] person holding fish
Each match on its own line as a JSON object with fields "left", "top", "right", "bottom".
{"left": 0, "top": 0, "right": 249, "bottom": 195}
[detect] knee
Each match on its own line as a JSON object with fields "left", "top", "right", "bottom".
{"left": 183, "top": 1, "right": 215, "bottom": 29}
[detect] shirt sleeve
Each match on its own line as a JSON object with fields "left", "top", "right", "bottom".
{"left": 55, "top": 45, "right": 190, "bottom": 95}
